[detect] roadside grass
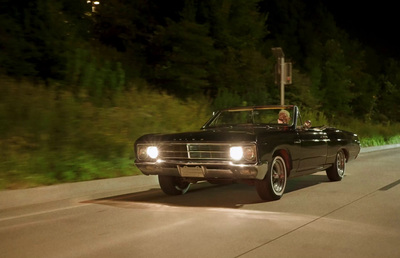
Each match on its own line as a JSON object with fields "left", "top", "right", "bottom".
{"left": 0, "top": 78, "right": 398, "bottom": 190}
{"left": 0, "top": 78, "right": 211, "bottom": 189}
{"left": 298, "top": 108, "right": 400, "bottom": 147}
{"left": 360, "top": 135, "right": 400, "bottom": 147}
{"left": 336, "top": 119, "right": 400, "bottom": 147}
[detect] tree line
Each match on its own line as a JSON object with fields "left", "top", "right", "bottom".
{"left": 1, "top": 0, "right": 399, "bottom": 124}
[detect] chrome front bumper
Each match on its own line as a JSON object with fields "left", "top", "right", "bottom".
{"left": 135, "top": 159, "right": 269, "bottom": 180}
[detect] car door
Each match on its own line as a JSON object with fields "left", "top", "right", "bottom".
{"left": 295, "top": 128, "right": 328, "bottom": 172}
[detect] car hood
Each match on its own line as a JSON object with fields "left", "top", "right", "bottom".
{"left": 135, "top": 126, "right": 292, "bottom": 144}
{"left": 136, "top": 127, "right": 259, "bottom": 143}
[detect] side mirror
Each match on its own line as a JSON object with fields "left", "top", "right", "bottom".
{"left": 303, "top": 120, "right": 312, "bottom": 129}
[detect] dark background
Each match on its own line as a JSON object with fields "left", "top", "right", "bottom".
{"left": 325, "top": 1, "right": 399, "bottom": 58}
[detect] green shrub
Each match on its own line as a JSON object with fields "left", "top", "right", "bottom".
{"left": 297, "top": 107, "right": 329, "bottom": 126}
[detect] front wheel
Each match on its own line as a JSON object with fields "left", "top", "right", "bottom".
{"left": 256, "top": 156, "right": 287, "bottom": 201}
{"left": 326, "top": 150, "right": 346, "bottom": 181}
{"left": 158, "top": 175, "right": 190, "bottom": 195}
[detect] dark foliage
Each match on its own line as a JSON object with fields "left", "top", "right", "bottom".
{"left": 0, "top": 0, "right": 399, "bottom": 122}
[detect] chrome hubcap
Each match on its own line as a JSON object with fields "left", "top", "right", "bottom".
{"left": 271, "top": 157, "right": 286, "bottom": 195}
{"left": 337, "top": 151, "right": 345, "bottom": 177}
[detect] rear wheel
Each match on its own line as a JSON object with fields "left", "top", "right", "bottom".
{"left": 326, "top": 150, "right": 346, "bottom": 181}
{"left": 158, "top": 175, "right": 190, "bottom": 195}
{"left": 256, "top": 155, "right": 287, "bottom": 201}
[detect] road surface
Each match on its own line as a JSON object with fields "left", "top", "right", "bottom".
{"left": 1, "top": 148, "right": 399, "bottom": 258}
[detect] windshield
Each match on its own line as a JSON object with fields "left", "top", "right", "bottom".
{"left": 205, "top": 107, "right": 295, "bottom": 128}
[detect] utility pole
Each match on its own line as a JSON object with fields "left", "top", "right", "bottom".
{"left": 271, "top": 47, "right": 292, "bottom": 105}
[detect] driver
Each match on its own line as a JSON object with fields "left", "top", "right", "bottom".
{"left": 278, "top": 110, "right": 290, "bottom": 124}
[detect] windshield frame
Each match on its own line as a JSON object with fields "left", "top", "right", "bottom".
{"left": 202, "top": 105, "right": 297, "bottom": 129}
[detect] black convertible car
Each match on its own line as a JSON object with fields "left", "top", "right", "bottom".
{"left": 134, "top": 105, "right": 360, "bottom": 201}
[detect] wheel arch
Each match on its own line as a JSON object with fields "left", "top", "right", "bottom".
{"left": 339, "top": 147, "right": 350, "bottom": 162}
{"left": 273, "top": 148, "right": 292, "bottom": 177}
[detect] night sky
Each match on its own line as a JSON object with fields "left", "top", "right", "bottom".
{"left": 325, "top": 1, "right": 399, "bottom": 59}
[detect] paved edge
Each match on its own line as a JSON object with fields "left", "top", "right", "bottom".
{"left": 0, "top": 175, "right": 159, "bottom": 210}
{"left": 1, "top": 144, "right": 399, "bottom": 210}
{"left": 359, "top": 143, "right": 400, "bottom": 153}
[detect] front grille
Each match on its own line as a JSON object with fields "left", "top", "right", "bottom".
{"left": 158, "top": 143, "right": 231, "bottom": 160}
{"left": 158, "top": 144, "right": 188, "bottom": 159}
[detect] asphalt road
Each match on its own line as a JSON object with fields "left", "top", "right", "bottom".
{"left": 1, "top": 147, "right": 400, "bottom": 258}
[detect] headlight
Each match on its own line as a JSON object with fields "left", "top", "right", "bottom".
{"left": 137, "top": 145, "right": 159, "bottom": 160}
{"left": 147, "top": 146, "right": 159, "bottom": 159}
{"left": 230, "top": 147, "right": 243, "bottom": 161}
{"left": 230, "top": 145, "right": 256, "bottom": 162}
{"left": 243, "top": 146, "right": 256, "bottom": 160}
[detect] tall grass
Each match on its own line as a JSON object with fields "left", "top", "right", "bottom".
{"left": 297, "top": 107, "right": 330, "bottom": 126}
{"left": 0, "top": 78, "right": 211, "bottom": 189}
{"left": 334, "top": 119, "right": 400, "bottom": 147}
{"left": 299, "top": 107, "right": 400, "bottom": 147}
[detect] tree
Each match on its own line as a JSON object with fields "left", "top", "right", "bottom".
{"left": 375, "top": 59, "right": 400, "bottom": 123}
{"left": 201, "top": 0, "right": 272, "bottom": 107}
{"left": 320, "top": 39, "right": 354, "bottom": 119}
{"left": 149, "top": 17, "right": 218, "bottom": 97}
{"left": 0, "top": 0, "right": 91, "bottom": 80}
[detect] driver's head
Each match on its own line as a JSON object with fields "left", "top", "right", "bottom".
{"left": 278, "top": 110, "right": 290, "bottom": 124}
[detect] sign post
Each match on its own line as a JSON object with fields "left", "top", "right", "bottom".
{"left": 271, "top": 47, "right": 292, "bottom": 105}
